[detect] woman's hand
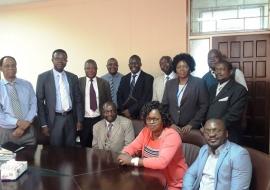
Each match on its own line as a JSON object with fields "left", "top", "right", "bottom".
{"left": 117, "top": 153, "right": 132, "bottom": 166}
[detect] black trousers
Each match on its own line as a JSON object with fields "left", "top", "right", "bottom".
{"left": 80, "top": 116, "right": 101, "bottom": 147}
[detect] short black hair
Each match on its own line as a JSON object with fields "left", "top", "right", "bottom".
{"left": 129, "top": 55, "right": 141, "bottom": 63}
{"left": 215, "top": 59, "right": 233, "bottom": 71}
{"left": 172, "top": 53, "right": 196, "bottom": 73}
{"left": 160, "top": 56, "right": 172, "bottom": 64}
{"left": 52, "top": 49, "right": 67, "bottom": 58}
{"left": 85, "top": 59, "right": 97, "bottom": 69}
{"left": 0, "top": 56, "right": 17, "bottom": 67}
{"left": 140, "top": 101, "right": 171, "bottom": 127}
{"left": 208, "top": 49, "right": 223, "bottom": 59}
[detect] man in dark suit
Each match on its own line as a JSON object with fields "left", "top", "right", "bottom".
{"left": 117, "top": 55, "right": 153, "bottom": 119}
{"left": 79, "top": 59, "right": 111, "bottom": 147}
{"left": 36, "top": 49, "right": 83, "bottom": 147}
{"left": 207, "top": 59, "right": 248, "bottom": 144}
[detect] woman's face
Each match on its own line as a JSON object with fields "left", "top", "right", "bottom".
{"left": 145, "top": 109, "right": 163, "bottom": 133}
{"left": 176, "top": 61, "right": 190, "bottom": 79}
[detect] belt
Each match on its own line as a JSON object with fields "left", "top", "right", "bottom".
{"left": 55, "top": 110, "right": 73, "bottom": 116}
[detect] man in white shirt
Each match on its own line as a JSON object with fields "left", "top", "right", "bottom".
{"left": 152, "top": 56, "right": 176, "bottom": 102}
{"left": 78, "top": 59, "right": 111, "bottom": 147}
{"left": 183, "top": 119, "right": 252, "bottom": 190}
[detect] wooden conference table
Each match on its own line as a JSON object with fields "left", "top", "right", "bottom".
{"left": 0, "top": 145, "right": 166, "bottom": 190}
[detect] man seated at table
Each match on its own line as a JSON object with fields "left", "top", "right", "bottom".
{"left": 92, "top": 101, "right": 135, "bottom": 152}
{"left": 183, "top": 118, "right": 252, "bottom": 190}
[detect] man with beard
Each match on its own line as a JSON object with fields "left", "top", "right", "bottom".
{"left": 183, "top": 119, "right": 252, "bottom": 190}
{"left": 206, "top": 60, "right": 248, "bottom": 143}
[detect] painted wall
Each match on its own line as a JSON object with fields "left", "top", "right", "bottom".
{"left": 0, "top": 0, "right": 187, "bottom": 87}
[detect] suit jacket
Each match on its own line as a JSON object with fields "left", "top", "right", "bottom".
{"left": 152, "top": 73, "right": 177, "bottom": 102}
{"left": 92, "top": 115, "right": 135, "bottom": 152}
{"left": 183, "top": 141, "right": 252, "bottom": 190}
{"left": 117, "top": 70, "right": 154, "bottom": 118}
{"left": 36, "top": 70, "right": 83, "bottom": 128}
{"left": 207, "top": 80, "right": 248, "bottom": 130}
{"left": 162, "top": 75, "right": 209, "bottom": 129}
{"left": 78, "top": 76, "right": 112, "bottom": 116}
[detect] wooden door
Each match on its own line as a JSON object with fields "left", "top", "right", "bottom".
{"left": 213, "top": 34, "right": 270, "bottom": 153}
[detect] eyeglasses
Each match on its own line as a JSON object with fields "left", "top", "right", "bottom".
{"left": 146, "top": 117, "right": 160, "bottom": 123}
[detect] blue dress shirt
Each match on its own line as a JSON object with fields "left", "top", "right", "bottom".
{"left": 0, "top": 78, "right": 37, "bottom": 129}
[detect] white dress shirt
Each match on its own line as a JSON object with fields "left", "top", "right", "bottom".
{"left": 84, "top": 77, "right": 100, "bottom": 118}
{"left": 216, "top": 80, "right": 230, "bottom": 96}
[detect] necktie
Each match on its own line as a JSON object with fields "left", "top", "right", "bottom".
{"left": 110, "top": 77, "right": 114, "bottom": 100}
{"left": 59, "top": 73, "right": 69, "bottom": 111}
{"left": 107, "top": 123, "right": 113, "bottom": 138}
{"left": 166, "top": 76, "right": 170, "bottom": 82}
{"left": 7, "top": 82, "right": 23, "bottom": 119}
{"left": 130, "top": 74, "right": 137, "bottom": 95}
{"left": 90, "top": 79, "right": 97, "bottom": 111}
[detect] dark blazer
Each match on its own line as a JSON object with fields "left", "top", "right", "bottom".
{"left": 207, "top": 80, "right": 248, "bottom": 130}
{"left": 117, "top": 70, "right": 154, "bottom": 118}
{"left": 36, "top": 70, "right": 83, "bottom": 128}
{"left": 162, "top": 75, "right": 209, "bottom": 129}
{"left": 78, "top": 76, "right": 112, "bottom": 114}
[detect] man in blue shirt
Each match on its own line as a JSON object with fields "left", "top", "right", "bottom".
{"left": 0, "top": 56, "right": 37, "bottom": 145}
{"left": 101, "top": 58, "right": 123, "bottom": 107}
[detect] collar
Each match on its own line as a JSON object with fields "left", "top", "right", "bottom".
{"left": 53, "top": 68, "right": 66, "bottom": 76}
{"left": 131, "top": 70, "right": 141, "bottom": 77}
{"left": 105, "top": 120, "right": 115, "bottom": 127}
{"left": 1, "top": 77, "right": 18, "bottom": 85}
{"left": 217, "top": 79, "right": 230, "bottom": 89}
{"left": 87, "top": 76, "right": 97, "bottom": 83}
{"left": 164, "top": 71, "right": 176, "bottom": 80}
{"left": 207, "top": 142, "right": 226, "bottom": 155}
{"left": 210, "top": 69, "right": 216, "bottom": 78}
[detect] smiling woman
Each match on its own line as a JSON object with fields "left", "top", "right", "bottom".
{"left": 117, "top": 101, "right": 188, "bottom": 190}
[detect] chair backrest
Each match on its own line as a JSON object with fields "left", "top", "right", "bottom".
{"left": 245, "top": 147, "right": 270, "bottom": 190}
{"left": 181, "top": 130, "right": 206, "bottom": 166}
{"left": 131, "top": 119, "right": 144, "bottom": 137}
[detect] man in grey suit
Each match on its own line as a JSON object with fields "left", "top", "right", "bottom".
{"left": 36, "top": 49, "right": 83, "bottom": 147}
{"left": 92, "top": 101, "right": 134, "bottom": 152}
{"left": 79, "top": 59, "right": 112, "bottom": 147}
{"left": 183, "top": 119, "right": 252, "bottom": 190}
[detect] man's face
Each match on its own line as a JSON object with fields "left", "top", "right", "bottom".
{"left": 214, "top": 63, "right": 231, "bottom": 83}
{"left": 103, "top": 104, "right": 117, "bottom": 123}
{"left": 2, "top": 57, "right": 17, "bottom": 80}
{"left": 85, "top": 63, "right": 97, "bottom": 79}
{"left": 52, "top": 52, "right": 67, "bottom": 72}
{"left": 208, "top": 51, "right": 220, "bottom": 69}
{"left": 107, "top": 59, "right": 118, "bottom": 75}
{"left": 160, "top": 58, "right": 172, "bottom": 75}
{"left": 129, "top": 58, "right": 141, "bottom": 74}
{"left": 203, "top": 121, "right": 228, "bottom": 151}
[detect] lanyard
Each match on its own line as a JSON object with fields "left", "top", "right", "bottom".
{"left": 176, "top": 81, "right": 188, "bottom": 106}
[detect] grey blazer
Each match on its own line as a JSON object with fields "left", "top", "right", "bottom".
{"left": 36, "top": 70, "right": 83, "bottom": 128}
{"left": 92, "top": 115, "right": 135, "bottom": 152}
{"left": 162, "top": 75, "right": 209, "bottom": 129}
{"left": 78, "top": 76, "right": 112, "bottom": 115}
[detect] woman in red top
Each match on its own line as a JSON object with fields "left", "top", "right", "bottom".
{"left": 118, "top": 101, "right": 188, "bottom": 190}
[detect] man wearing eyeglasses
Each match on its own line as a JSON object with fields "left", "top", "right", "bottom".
{"left": 0, "top": 56, "right": 37, "bottom": 145}
{"left": 183, "top": 119, "right": 252, "bottom": 190}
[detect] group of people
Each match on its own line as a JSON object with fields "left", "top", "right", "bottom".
{"left": 0, "top": 48, "right": 252, "bottom": 189}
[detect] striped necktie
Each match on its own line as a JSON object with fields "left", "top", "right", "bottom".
{"left": 130, "top": 74, "right": 137, "bottom": 95}
{"left": 110, "top": 77, "right": 114, "bottom": 100}
{"left": 7, "top": 82, "right": 23, "bottom": 119}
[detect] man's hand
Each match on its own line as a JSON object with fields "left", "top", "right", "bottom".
{"left": 16, "top": 120, "right": 31, "bottom": 130}
{"left": 41, "top": 126, "right": 50, "bottom": 137}
{"left": 12, "top": 127, "right": 25, "bottom": 138}
{"left": 180, "top": 124, "right": 192, "bottom": 134}
{"left": 76, "top": 122, "right": 83, "bottom": 131}
{"left": 117, "top": 153, "right": 132, "bottom": 166}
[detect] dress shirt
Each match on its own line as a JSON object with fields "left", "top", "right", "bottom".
{"left": 105, "top": 120, "right": 114, "bottom": 133}
{"left": 53, "top": 69, "right": 72, "bottom": 112}
{"left": 164, "top": 72, "right": 177, "bottom": 84}
{"left": 85, "top": 77, "right": 100, "bottom": 118}
{"left": 216, "top": 80, "right": 230, "bottom": 96}
{"left": 0, "top": 78, "right": 37, "bottom": 129}
{"left": 101, "top": 72, "right": 123, "bottom": 106}
{"left": 129, "top": 70, "right": 141, "bottom": 85}
{"left": 199, "top": 144, "right": 225, "bottom": 190}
